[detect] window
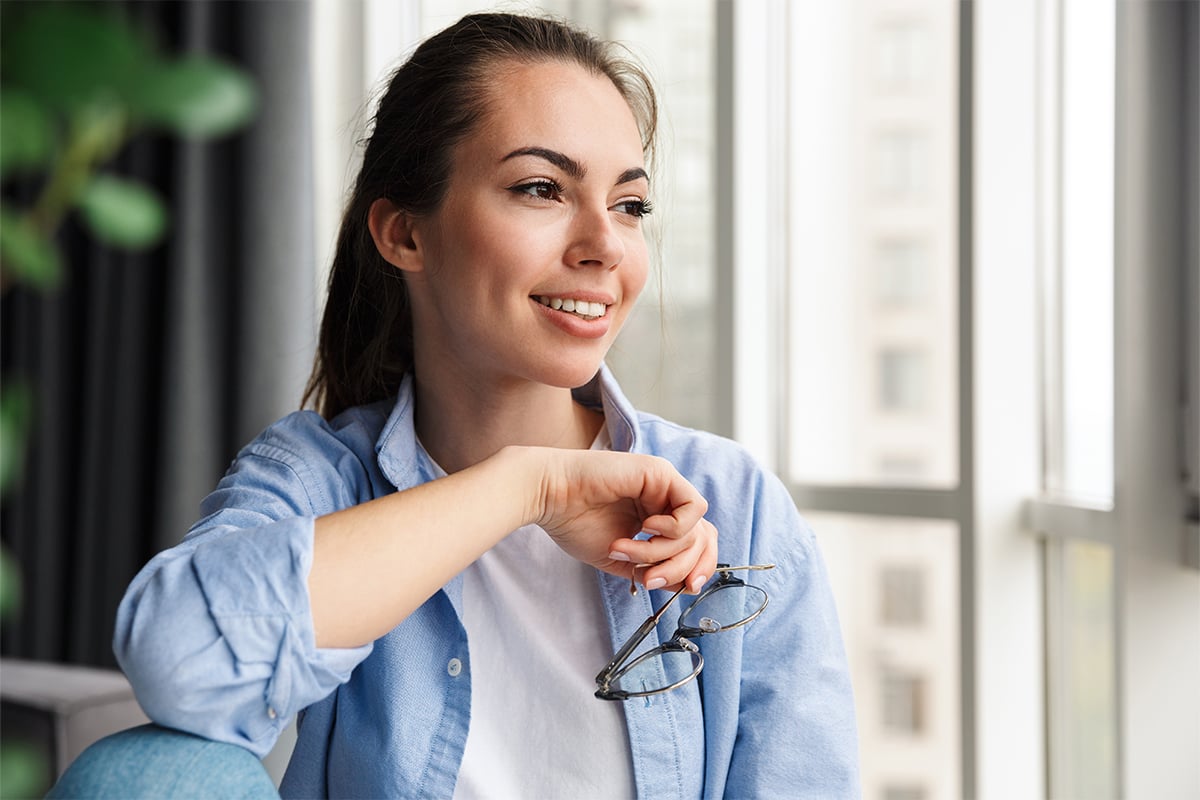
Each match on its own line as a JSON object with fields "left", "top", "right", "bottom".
{"left": 1041, "top": 0, "right": 1115, "bottom": 506}
{"left": 746, "top": 0, "right": 961, "bottom": 795}
{"left": 784, "top": 0, "right": 958, "bottom": 489}
{"left": 743, "top": 0, "right": 1198, "bottom": 797}
{"left": 875, "top": 131, "right": 930, "bottom": 200}
{"left": 878, "top": 454, "right": 928, "bottom": 481}
{"left": 878, "top": 349, "right": 928, "bottom": 413}
{"left": 876, "top": 21, "right": 931, "bottom": 91}
{"left": 877, "top": 240, "right": 930, "bottom": 306}
{"left": 815, "top": 513, "right": 960, "bottom": 799}
{"left": 882, "top": 670, "right": 926, "bottom": 733}
{"left": 1044, "top": 540, "right": 1117, "bottom": 800}
{"left": 1033, "top": 2, "right": 1119, "bottom": 797}
{"left": 881, "top": 565, "right": 925, "bottom": 626}
{"left": 1028, "top": 2, "right": 1200, "bottom": 798}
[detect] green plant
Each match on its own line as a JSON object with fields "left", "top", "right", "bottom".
{"left": 0, "top": 1, "right": 257, "bottom": 288}
{"left": 0, "top": 0, "right": 257, "bottom": 492}
{"left": 0, "top": 3, "right": 257, "bottom": 794}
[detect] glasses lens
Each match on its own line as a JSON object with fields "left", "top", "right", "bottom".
{"left": 609, "top": 645, "right": 702, "bottom": 697}
{"left": 679, "top": 584, "right": 768, "bottom": 634}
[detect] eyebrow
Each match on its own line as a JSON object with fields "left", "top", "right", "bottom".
{"left": 502, "top": 146, "right": 648, "bottom": 187}
{"left": 617, "top": 167, "right": 649, "bottom": 185}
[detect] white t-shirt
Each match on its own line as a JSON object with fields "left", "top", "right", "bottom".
{"left": 443, "top": 433, "right": 637, "bottom": 800}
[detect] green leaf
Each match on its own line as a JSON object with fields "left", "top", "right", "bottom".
{"left": 132, "top": 57, "right": 258, "bottom": 138}
{"left": 0, "top": 545, "right": 22, "bottom": 621}
{"left": 0, "top": 739, "right": 50, "bottom": 799}
{"left": 0, "top": 90, "right": 54, "bottom": 179}
{"left": 0, "top": 3, "right": 153, "bottom": 113}
{"left": 0, "top": 380, "right": 33, "bottom": 497}
{"left": 76, "top": 174, "right": 168, "bottom": 249}
{"left": 0, "top": 206, "right": 63, "bottom": 289}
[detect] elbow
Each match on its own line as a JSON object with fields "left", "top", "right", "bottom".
{"left": 112, "top": 563, "right": 240, "bottom": 741}
{"left": 112, "top": 581, "right": 205, "bottom": 728}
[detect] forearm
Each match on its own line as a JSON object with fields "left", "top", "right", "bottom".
{"left": 309, "top": 446, "right": 537, "bottom": 648}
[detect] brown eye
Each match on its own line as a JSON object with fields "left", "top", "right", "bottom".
{"left": 614, "top": 198, "right": 654, "bottom": 218}
{"left": 511, "top": 180, "right": 563, "bottom": 201}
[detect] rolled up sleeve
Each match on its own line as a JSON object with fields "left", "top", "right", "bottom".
{"left": 114, "top": 425, "right": 374, "bottom": 756}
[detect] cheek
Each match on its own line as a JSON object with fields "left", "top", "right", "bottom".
{"left": 623, "top": 243, "right": 651, "bottom": 301}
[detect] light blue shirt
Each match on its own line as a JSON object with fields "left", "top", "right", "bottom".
{"left": 114, "top": 365, "right": 860, "bottom": 798}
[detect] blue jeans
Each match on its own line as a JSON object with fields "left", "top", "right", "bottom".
{"left": 47, "top": 724, "right": 279, "bottom": 799}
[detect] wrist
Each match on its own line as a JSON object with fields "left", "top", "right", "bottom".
{"left": 490, "top": 445, "right": 548, "bottom": 529}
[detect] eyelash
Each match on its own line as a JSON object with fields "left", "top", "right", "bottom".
{"left": 617, "top": 198, "right": 654, "bottom": 218}
{"left": 508, "top": 180, "right": 654, "bottom": 218}
{"left": 510, "top": 179, "right": 564, "bottom": 202}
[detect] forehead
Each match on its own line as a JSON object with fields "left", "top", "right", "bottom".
{"left": 463, "top": 59, "right": 646, "bottom": 171}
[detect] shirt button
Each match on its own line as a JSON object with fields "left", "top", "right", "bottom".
{"left": 267, "top": 707, "right": 277, "bottom": 720}
{"left": 447, "top": 658, "right": 463, "bottom": 677}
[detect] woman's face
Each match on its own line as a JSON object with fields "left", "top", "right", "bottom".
{"left": 404, "top": 59, "right": 651, "bottom": 391}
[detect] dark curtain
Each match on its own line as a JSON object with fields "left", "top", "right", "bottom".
{"left": 1, "top": 0, "right": 316, "bottom": 669}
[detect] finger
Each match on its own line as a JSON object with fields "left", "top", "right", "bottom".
{"left": 640, "top": 459, "right": 708, "bottom": 534}
{"left": 681, "top": 527, "right": 719, "bottom": 593}
{"left": 637, "top": 542, "right": 706, "bottom": 593}
{"left": 637, "top": 504, "right": 706, "bottom": 540}
{"left": 607, "top": 511, "right": 712, "bottom": 564}
{"left": 633, "top": 519, "right": 719, "bottom": 593}
{"left": 609, "top": 529, "right": 695, "bottom": 564}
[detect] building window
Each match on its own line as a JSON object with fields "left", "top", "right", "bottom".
{"left": 882, "top": 669, "right": 926, "bottom": 734}
{"left": 875, "top": 130, "right": 929, "bottom": 200}
{"left": 878, "top": 349, "right": 928, "bottom": 413}
{"left": 878, "top": 454, "right": 928, "bottom": 481}
{"left": 880, "top": 565, "right": 925, "bottom": 626}
{"left": 876, "top": 21, "right": 930, "bottom": 91}
{"left": 877, "top": 240, "right": 930, "bottom": 306}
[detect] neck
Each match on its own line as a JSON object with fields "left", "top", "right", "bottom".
{"left": 411, "top": 367, "right": 604, "bottom": 474}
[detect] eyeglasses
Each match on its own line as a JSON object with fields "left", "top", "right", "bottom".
{"left": 595, "top": 563, "right": 775, "bottom": 701}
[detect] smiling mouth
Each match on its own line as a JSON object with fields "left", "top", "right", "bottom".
{"left": 534, "top": 296, "right": 609, "bottom": 321}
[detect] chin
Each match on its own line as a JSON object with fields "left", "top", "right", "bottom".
{"left": 534, "top": 357, "right": 606, "bottom": 390}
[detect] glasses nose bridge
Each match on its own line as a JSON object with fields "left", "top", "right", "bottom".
{"left": 676, "top": 580, "right": 769, "bottom": 638}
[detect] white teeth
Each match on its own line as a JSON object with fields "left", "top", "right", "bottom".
{"left": 536, "top": 296, "right": 608, "bottom": 319}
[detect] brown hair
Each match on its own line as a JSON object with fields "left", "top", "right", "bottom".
{"left": 302, "top": 12, "right": 659, "bottom": 418}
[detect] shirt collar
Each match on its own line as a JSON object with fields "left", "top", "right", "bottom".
{"left": 374, "top": 363, "right": 642, "bottom": 490}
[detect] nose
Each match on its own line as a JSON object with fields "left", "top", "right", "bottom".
{"left": 565, "top": 205, "right": 624, "bottom": 270}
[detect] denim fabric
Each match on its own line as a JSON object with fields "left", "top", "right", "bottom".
{"left": 114, "top": 365, "right": 860, "bottom": 799}
{"left": 47, "top": 724, "right": 278, "bottom": 799}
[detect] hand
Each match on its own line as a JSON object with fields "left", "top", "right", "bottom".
{"left": 514, "top": 446, "right": 719, "bottom": 593}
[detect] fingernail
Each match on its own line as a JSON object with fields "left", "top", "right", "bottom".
{"left": 645, "top": 577, "right": 667, "bottom": 591}
{"left": 689, "top": 575, "right": 708, "bottom": 593}
{"left": 640, "top": 527, "right": 663, "bottom": 538}
{"left": 608, "top": 551, "right": 631, "bottom": 562}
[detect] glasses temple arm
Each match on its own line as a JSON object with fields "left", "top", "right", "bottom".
{"left": 596, "top": 585, "right": 687, "bottom": 683}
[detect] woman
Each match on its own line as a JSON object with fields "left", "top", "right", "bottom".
{"left": 55, "top": 12, "right": 858, "bottom": 799}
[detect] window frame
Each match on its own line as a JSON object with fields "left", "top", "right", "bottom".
{"left": 1028, "top": 2, "right": 1199, "bottom": 797}
{"left": 727, "top": 1, "right": 986, "bottom": 797}
{"left": 731, "top": 1, "right": 1198, "bottom": 796}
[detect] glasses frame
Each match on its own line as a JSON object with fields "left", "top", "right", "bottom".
{"left": 594, "top": 563, "right": 775, "bottom": 701}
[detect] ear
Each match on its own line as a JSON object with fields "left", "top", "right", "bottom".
{"left": 367, "top": 198, "right": 423, "bottom": 273}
